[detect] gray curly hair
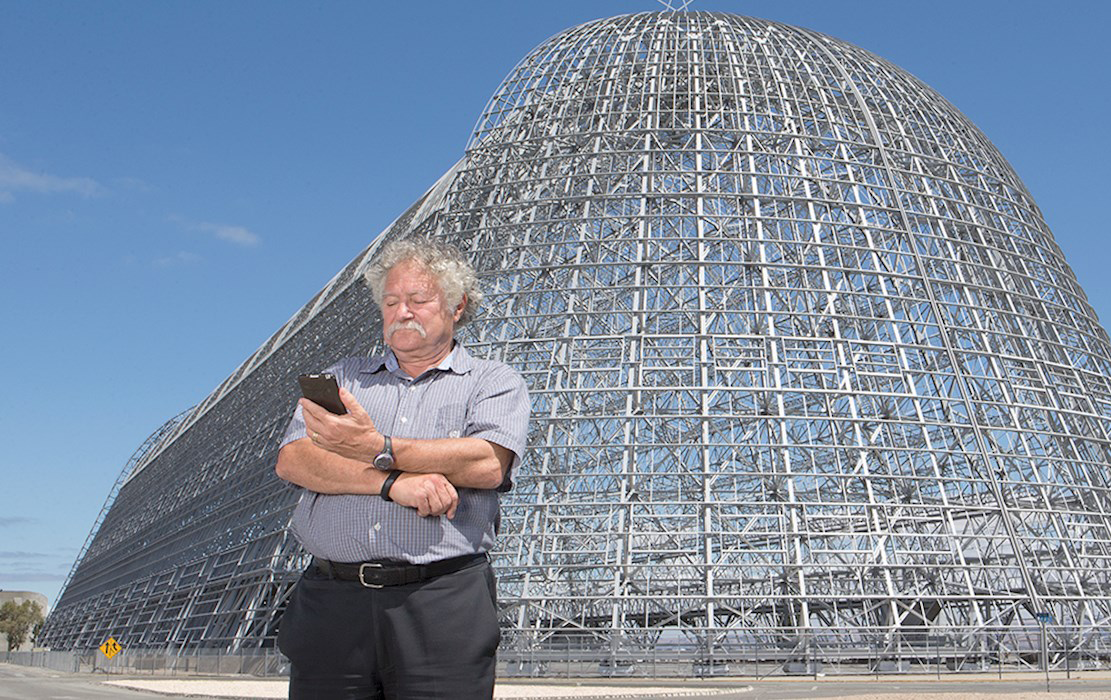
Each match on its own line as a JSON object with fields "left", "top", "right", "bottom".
{"left": 363, "top": 237, "right": 483, "bottom": 326}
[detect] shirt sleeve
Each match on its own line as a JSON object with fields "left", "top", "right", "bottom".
{"left": 278, "top": 359, "right": 353, "bottom": 450}
{"left": 464, "top": 362, "right": 531, "bottom": 492}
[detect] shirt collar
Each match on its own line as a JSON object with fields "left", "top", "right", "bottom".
{"left": 363, "top": 341, "right": 475, "bottom": 378}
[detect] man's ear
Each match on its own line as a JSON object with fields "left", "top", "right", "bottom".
{"left": 453, "top": 294, "right": 467, "bottom": 321}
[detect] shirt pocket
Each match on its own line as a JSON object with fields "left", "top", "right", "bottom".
{"left": 435, "top": 403, "right": 467, "bottom": 439}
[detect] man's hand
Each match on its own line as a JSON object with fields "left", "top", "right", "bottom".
{"left": 301, "top": 387, "right": 382, "bottom": 462}
{"left": 388, "top": 473, "right": 459, "bottom": 519}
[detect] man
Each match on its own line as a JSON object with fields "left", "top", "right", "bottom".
{"left": 275, "top": 238, "right": 530, "bottom": 699}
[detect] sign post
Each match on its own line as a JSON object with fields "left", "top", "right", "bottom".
{"left": 98, "top": 636, "right": 123, "bottom": 674}
{"left": 1035, "top": 612, "right": 1052, "bottom": 692}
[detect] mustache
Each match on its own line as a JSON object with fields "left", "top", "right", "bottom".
{"left": 386, "top": 320, "right": 427, "bottom": 339}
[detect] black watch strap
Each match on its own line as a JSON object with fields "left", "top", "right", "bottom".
{"left": 380, "top": 469, "right": 402, "bottom": 502}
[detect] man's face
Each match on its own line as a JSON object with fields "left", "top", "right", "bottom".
{"left": 380, "top": 260, "right": 464, "bottom": 356}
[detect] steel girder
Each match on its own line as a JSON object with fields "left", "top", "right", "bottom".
{"left": 42, "top": 12, "right": 1111, "bottom": 671}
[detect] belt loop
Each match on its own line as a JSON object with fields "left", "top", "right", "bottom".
{"left": 313, "top": 558, "right": 335, "bottom": 579}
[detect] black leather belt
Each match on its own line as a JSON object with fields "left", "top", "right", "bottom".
{"left": 312, "top": 553, "right": 486, "bottom": 588}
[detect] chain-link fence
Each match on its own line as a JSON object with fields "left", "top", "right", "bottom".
{"left": 2, "top": 647, "right": 288, "bottom": 676}
{"left": 497, "top": 625, "right": 1111, "bottom": 679}
{"left": 6, "top": 625, "right": 1111, "bottom": 680}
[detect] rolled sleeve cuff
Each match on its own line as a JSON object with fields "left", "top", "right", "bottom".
{"left": 279, "top": 402, "right": 308, "bottom": 450}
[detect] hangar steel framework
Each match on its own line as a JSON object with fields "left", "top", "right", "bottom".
{"left": 42, "top": 12, "right": 1111, "bottom": 673}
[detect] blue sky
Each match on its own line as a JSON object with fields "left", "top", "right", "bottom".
{"left": 2, "top": 1, "right": 1108, "bottom": 610}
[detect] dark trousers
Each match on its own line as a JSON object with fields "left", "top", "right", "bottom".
{"left": 277, "top": 557, "right": 500, "bottom": 699}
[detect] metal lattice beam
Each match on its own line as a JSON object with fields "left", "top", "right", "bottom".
{"left": 41, "top": 12, "right": 1111, "bottom": 673}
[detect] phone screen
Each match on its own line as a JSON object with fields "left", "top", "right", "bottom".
{"left": 297, "top": 373, "right": 347, "bottom": 415}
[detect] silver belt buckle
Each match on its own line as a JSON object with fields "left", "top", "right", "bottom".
{"left": 358, "top": 562, "right": 384, "bottom": 588}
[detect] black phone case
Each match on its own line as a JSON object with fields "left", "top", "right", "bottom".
{"left": 297, "top": 373, "right": 347, "bottom": 414}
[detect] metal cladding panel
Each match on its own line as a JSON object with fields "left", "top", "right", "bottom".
{"left": 44, "top": 12, "right": 1111, "bottom": 665}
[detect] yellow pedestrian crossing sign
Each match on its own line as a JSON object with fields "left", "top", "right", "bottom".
{"left": 99, "top": 637, "right": 122, "bottom": 659}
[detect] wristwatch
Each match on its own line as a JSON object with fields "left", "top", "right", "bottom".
{"left": 372, "top": 435, "right": 395, "bottom": 471}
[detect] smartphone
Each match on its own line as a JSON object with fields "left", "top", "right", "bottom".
{"left": 297, "top": 373, "right": 347, "bottom": 415}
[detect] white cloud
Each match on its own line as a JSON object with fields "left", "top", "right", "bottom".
{"left": 0, "top": 152, "right": 103, "bottom": 201}
{"left": 170, "top": 215, "right": 262, "bottom": 247}
{"left": 112, "top": 176, "right": 152, "bottom": 193}
{"left": 195, "top": 222, "right": 261, "bottom": 247}
{"left": 0, "top": 571, "right": 68, "bottom": 582}
{"left": 154, "top": 251, "right": 203, "bottom": 267}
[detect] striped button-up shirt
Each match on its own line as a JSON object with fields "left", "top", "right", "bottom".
{"left": 280, "top": 343, "right": 530, "bottom": 564}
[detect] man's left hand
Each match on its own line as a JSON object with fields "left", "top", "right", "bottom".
{"left": 301, "top": 387, "right": 381, "bottom": 462}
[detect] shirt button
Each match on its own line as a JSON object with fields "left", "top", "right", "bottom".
{"left": 400, "top": 416, "right": 408, "bottom": 423}
{"left": 409, "top": 386, "right": 417, "bottom": 392}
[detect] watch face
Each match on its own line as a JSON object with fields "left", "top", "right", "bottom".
{"left": 373, "top": 453, "right": 394, "bottom": 470}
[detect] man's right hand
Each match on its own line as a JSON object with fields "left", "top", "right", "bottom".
{"left": 388, "top": 473, "right": 459, "bottom": 519}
